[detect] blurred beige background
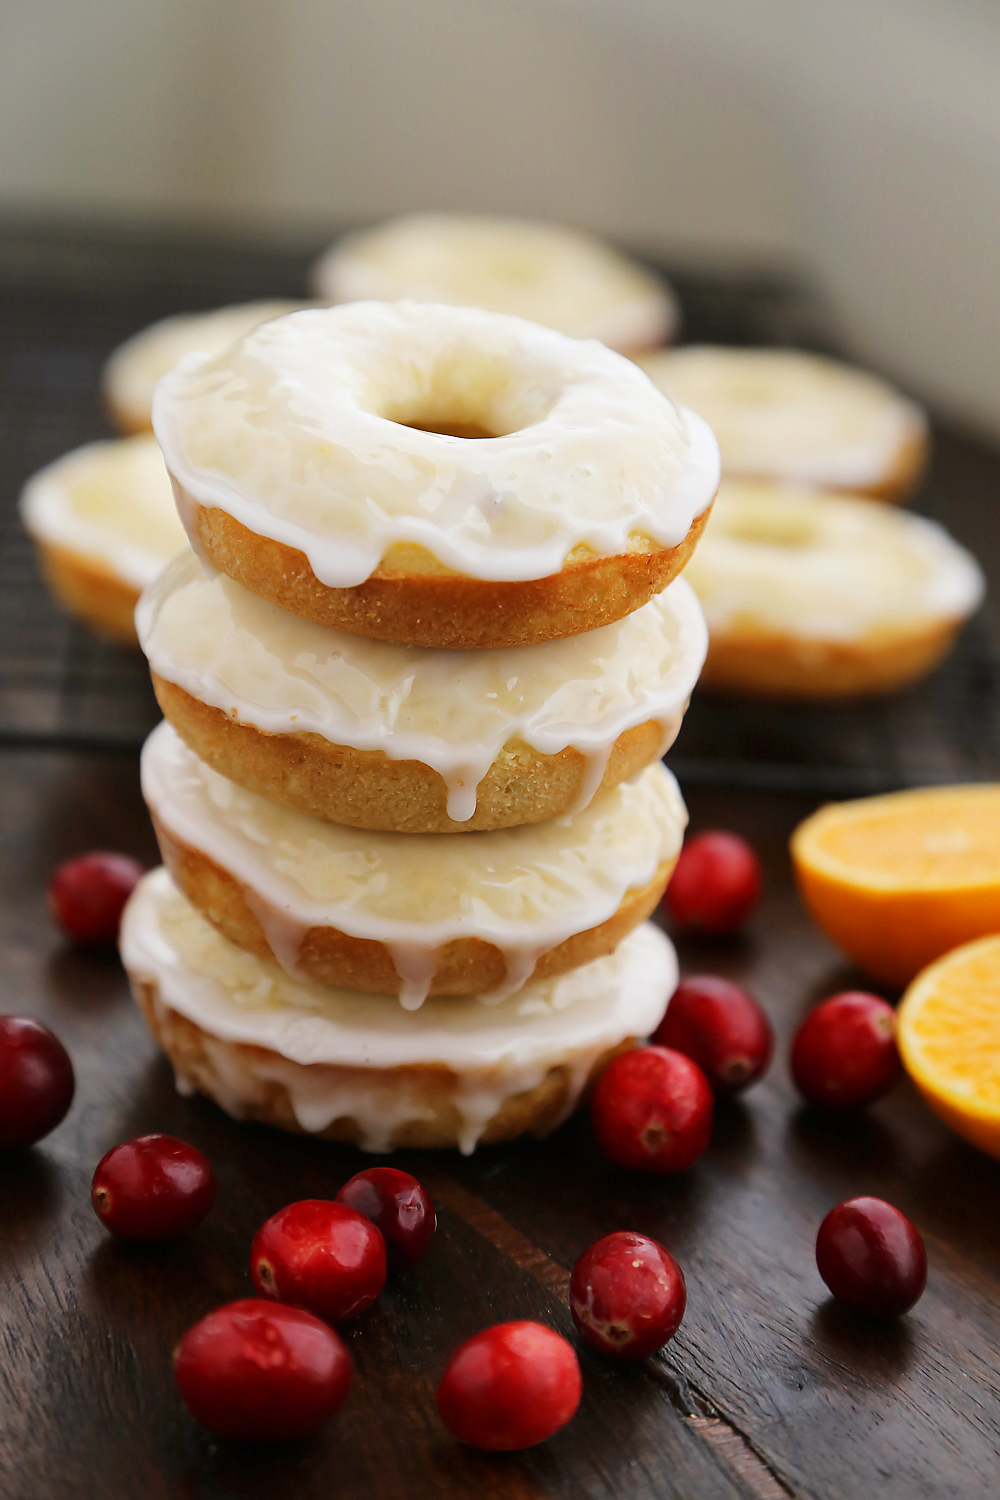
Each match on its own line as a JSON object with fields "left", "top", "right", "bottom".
{"left": 1, "top": 0, "right": 997, "bottom": 433}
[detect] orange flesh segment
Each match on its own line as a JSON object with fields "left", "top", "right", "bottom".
{"left": 806, "top": 786, "right": 1000, "bottom": 890}
{"left": 900, "top": 939, "right": 1000, "bottom": 1109}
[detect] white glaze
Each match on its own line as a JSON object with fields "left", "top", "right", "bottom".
{"left": 153, "top": 302, "right": 719, "bottom": 588}
{"left": 19, "top": 435, "right": 188, "bottom": 590}
{"left": 684, "top": 480, "right": 985, "bottom": 643}
{"left": 121, "top": 869, "right": 677, "bottom": 1153}
{"left": 640, "top": 345, "right": 926, "bottom": 491}
{"left": 311, "top": 214, "right": 678, "bottom": 351}
{"left": 136, "top": 550, "right": 707, "bottom": 822}
{"left": 141, "top": 722, "right": 687, "bottom": 1008}
{"left": 102, "top": 300, "right": 304, "bottom": 433}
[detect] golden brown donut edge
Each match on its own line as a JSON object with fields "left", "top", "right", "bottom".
{"left": 152, "top": 813, "right": 675, "bottom": 998}
{"left": 151, "top": 674, "right": 678, "bottom": 834}
{"left": 133, "top": 978, "right": 640, "bottom": 1150}
{"left": 185, "top": 500, "right": 712, "bottom": 650}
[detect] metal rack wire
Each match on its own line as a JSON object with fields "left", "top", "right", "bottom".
{"left": 1, "top": 219, "right": 998, "bottom": 789}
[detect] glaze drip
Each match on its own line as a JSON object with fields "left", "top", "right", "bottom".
{"left": 137, "top": 550, "right": 707, "bottom": 823}
{"left": 152, "top": 302, "right": 719, "bottom": 588}
{"left": 120, "top": 869, "right": 678, "bottom": 1154}
{"left": 141, "top": 722, "right": 687, "bottom": 1007}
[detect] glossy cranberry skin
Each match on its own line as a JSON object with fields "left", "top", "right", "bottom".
{"left": 0, "top": 1017, "right": 74, "bottom": 1149}
{"left": 335, "top": 1167, "right": 436, "bottom": 1272}
{"left": 791, "top": 992, "right": 902, "bottom": 1109}
{"left": 653, "top": 975, "right": 773, "bottom": 1095}
{"left": 591, "top": 1046, "right": 714, "bottom": 1174}
{"left": 570, "top": 1231, "right": 686, "bottom": 1360}
{"left": 816, "top": 1197, "right": 927, "bottom": 1316}
{"left": 174, "top": 1298, "right": 352, "bottom": 1441}
{"left": 436, "top": 1321, "right": 581, "bottom": 1450}
{"left": 251, "top": 1199, "right": 387, "bottom": 1323}
{"left": 664, "top": 831, "right": 762, "bottom": 935}
{"left": 91, "top": 1134, "right": 215, "bottom": 1241}
{"left": 48, "top": 851, "right": 144, "bottom": 944}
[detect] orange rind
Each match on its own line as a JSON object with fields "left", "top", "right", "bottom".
{"left": 897, "top": 934, "right": 1000, "bottom": 1160}
{"left": 790, "top": 784, "right": 1000, "bottom": 987}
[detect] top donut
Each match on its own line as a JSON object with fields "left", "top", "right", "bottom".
{"left": 312, "top": 214, "right": 678, "bottom": 353}
{"left": 153, "top": 302, "right": 719, "bottom": 649}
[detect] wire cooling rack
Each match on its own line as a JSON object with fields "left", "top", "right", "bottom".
{"left": 1, "top": 217, "right": 998, "bottom": 791}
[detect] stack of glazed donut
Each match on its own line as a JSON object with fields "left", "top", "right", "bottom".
{"left": 120, "top": 299, "right": 719, "bottom": 1154}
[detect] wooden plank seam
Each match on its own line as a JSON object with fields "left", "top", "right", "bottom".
{"left": 420, "top": 1167, "right": 794, "bottom": 1500}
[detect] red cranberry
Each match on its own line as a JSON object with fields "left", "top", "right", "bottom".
{"left": 664, "top": 831, "right": 762, "bottom": 934}
{"left": 791, "top": 991, "right": 901, "bottom": 1109}
{"left": 816, "top": 1197, "right": 927, "bottom": 1317}
{"left": 653, "top": 975, "right": 773, "bottom": 1095}
{"left": 570, "top": 1231, "right": 686, "bottom": 1360}
{"left": 436, "top": 1321, "right": 581, "bottom": 1450}
{"left": 0, "top": 1016, "right": 74, "bottom": 1149}
{"left": 91, "top": 1134, "right": 215, "bottom": 1241}
{"left": 251, "top": 1199, "right": 386, "bottom": 1324}
{"left": 174, "top": 1298, "right": 352, "bottom": 1440}
{"left": 591, "top": 1046, "right": 714, "bottom": 1174}
{"left": 48, "top": 851, "right": 144, "bottom": 944}
{"left": 335, "top": 1167, "right": 436, "bottom": 1272}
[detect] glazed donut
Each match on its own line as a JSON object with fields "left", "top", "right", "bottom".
{"left": 153, "top": 302, "right": 718, "bottom": 649}
{"left": 19, "top": 435, "right": 187, "bottom": 643}
{"left": 102, "top": 300, "right": 303, "bottom": 435}
{"left": 137, "top": 550, "right": 707, "bottom": 832}
{"left": 142, "top": 722, "right": 686, "bottom": 1008}
{"left": 640, "top": 346, "right": 928, "bottom": 501}
{"left": 311, "top": 214, "right": 678, "bottom": 353}
{"left": 683, "top": 481, "right": 985, "bottom": 698}
{"left": 121, "top": 869, "right": 677, "bottom": 1154}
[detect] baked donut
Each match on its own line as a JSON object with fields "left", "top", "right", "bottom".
{"left": 137, "top": 549, "right": 707, "bottom": 832}
{"left": 121, "top": 869, "right": 677, "bottom": 1154}
{"left": 311, "top": 214, "right": 678, "bottom": 354}
{"left": 142, "top": 721, "right": 686, "bottom": 1007}
{"left": 19, "top": 435, "right": 187, "bottom": 643}
{"left": 683, "top": 480, "right": 984, "bottom": 698}
{"left": 102, "top": 300, "right": 303, "bottom": 435}
{"left": 640, "top": 346, "right": 928, "bottom": 501}
{"left": 153, "top": 302, "right": 718, "bottom": 649}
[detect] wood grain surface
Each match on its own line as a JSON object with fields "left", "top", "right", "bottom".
{"left": 1, "top": 222, "right": 999, "bottom": 1498}
{"left": 2, "top": 752, "right": 999, "bottom": 1500}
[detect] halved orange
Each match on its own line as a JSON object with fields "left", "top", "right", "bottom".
{"left": 897, "top": 934, "right": 1000, "bottom": 1159}
{"left": 790, "top": 784, "right": 1000, "bottom": 986}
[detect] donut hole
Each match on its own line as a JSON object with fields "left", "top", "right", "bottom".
{"left": 377, "top": 345, "right": 552, "bottom": 440}
{"left": 405, "top": 417, "right": 499, "bottom": 441}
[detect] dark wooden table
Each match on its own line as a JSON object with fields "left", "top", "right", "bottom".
{"left": 3, "top": 759, "right": 1000, "bottom": 1500}
{"left": 1, "top": 221, "right": 999, "bottom": 1500}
